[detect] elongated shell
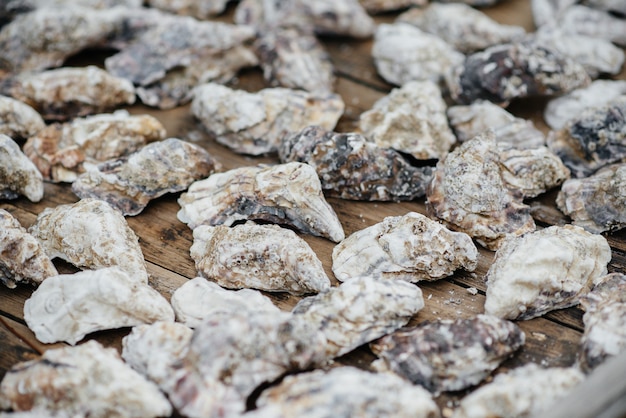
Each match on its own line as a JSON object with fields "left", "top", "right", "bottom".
{"left": 0, "top": 134, "right": 43, "bottom": 202}
{"left": 0, "top": 95, "right": 45, "bottom": 140}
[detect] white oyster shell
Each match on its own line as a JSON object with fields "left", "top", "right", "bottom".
{"left": 558, "top": 5, "right": 626, "bottom": 47}
{"left": 451, "top": 364, "right": 584, "bottom": 418}
{"left": 0, "top": 209, "right": 57, "bottom": 288}
{"left": 28, "top": 198, "right": 149, "bottom": 282}
{"left": 0, "top": 134, "right": 43, "bottom": 202}
{"left": 171, "top": 277, "right": 280, "bottom": 328}
{"left": 0, "top": 95, "right": 45, "bottom": 140}
{"left": 190, "top": 223, "right": 330, "bottom": 295}
{"left": 178, "top": 162, "right": 345, "bottom": 242}
{"left": 531, "top": 0, "right": 577, "bottom": 27}
{"left": 372, "top": 23, "right": 464, "bottom": 86}
{"left": 291, "top": 276, "right": 425, "bottom": 358}
{"left": 191, "top": 83, "right": 344, "bottom": 155}
{"left": 0, "top": 340, "right": 172, "bottom": 418}
{"left": 358, "top": 80, "right": 456, "bottom": 160}
{"left": 484, "top": 225, "right": 612, "bottom": 320}
{"left": 332, "top": 212, "right": 478, "bottom": 283}
{"left": 24, "top": 267, "right": 174, "bottom": 344}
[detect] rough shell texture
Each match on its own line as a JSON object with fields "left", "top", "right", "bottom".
{"left": 291, "top": 276, "right": 425, "bottom": 358}
{"left": 72, "top": 138, "right": 222, "bottom": 216}
{"left": 372, "top": 23, "right": 465, "bottom": 86}
{"left": 370, "top": 315, "right": 525, "bottom": 393}
{"left": 146, "top": 0, "right": 230, "bottom": 18}
{"left": 0, "top": 134, "right": 43, "bottom": 202}
{"left": 177, "top": 162, "right": 345, "bottom": 242}
{"left": 484, "top": 225, "right": 612, "bottom": 320}
{"left": 250, "top": 367, "right": 440, "bottom": 418}
{"left": 0, "top": 340, "right": 172, "bottom": 418}
{"left": 579, "top": 273, "right": 626, "bottom": 372}
{"left": 0, "top": 209, "right": 57, "bottom": 288}
{"left": 190, "top": 222, "right": 330, "bottom": 295}
{"left": 0, "top": 95, "right": 44, "bottom": 140}
{"left": 557, "top": 163, "right": 626, "bottom": 233}
{"left": 426, "top": 130, "right": 536, "bottom": 251}
{"left": 358, "top": 80, "right": 456, "bottom": 160}
{"left": 254, "top": 27, "right": 335, "bottom": 94}
{"left": 544, "top": 80, "right": 626, "bottom": 130}
{"left": 191, "top": 83, "right": 344, "bottom": 155}
{"left": 397, "top": 3, "right": 525, "bottom": 54}
{"left": 4, "top": 66, "right": 136, "bottom": 121}
{"left": 23, "top": 110, "right": 166, "bottom": 183}
{"left": 547, "top": 95, "right": 626, "bottom": 178}
{"left": 279, "top": 126, "right": 433, "bottom": 201}
{"left": 451, "top": 364, "right": 584, "bottom": 418}
{"left": 332, "top": 212, "right": 478, "bottom": 283}
{"left": 558, "top": 5, "right": 626, "bottom": 47}
{"left": 359, "top": 0, "right": 426, "bottom": 13}
{"left": 24, "top": 267, "right": 174, "bottom": 344}
{"left": 531, "top": 0, "right": 577, "bottom": 27}
{"left": 171, "top": 277, "right": 280, "bottom": 328}
{"left": 447, "top": 40, "right": 590, "bottom": 106}
{"left": 28, "top": 198, "right": 149, "bottom": 282}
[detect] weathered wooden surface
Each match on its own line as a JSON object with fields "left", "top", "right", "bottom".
{"left": 1, "top": 0, "right": 625, "bottom": 416}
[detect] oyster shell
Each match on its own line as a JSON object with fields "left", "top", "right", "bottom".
{"left": 451, "top": 364, "right": 584, "bottom": 418}
{"left": 372, "top": 23, "right": 465, "bottom": 86}
{"left": 484, "top": 225, "right": 611, "bottom": 320}
{"left": 190, "top": 222, "right": 330, "bottom": 295}
{"left": 0, "top": 208, "right": 57, "bottom": 288}
{"left": 72, "top": 138, "right": 222, "bottom": 216}
{"left": 0, "top": 95, "right": 44, "bottom": 140}
{"left": 279, "top": 126, "right": 434, "bottom": 201}
{"left": 359, "top": 0, "right": 426, "bottom": 13}
{"left": 357, "top": 80, "right": 456, "bottom": 160}
{"left": 447, "top": 40, "right": 590, "bottom": 106}
{"left": 544, "top": 79, "right": 626, "bottom": 130}
{"left": 547, "top": 95, "right": 626, "bottom": 178}
{"left": 558, "top": 5, "right": 626, "bottom": 47}
{"left": 249, "top": 367, "right": 440, "bottom": 418}
{"left": 370, "top": 315, "right": 525, "bottom": 393}
{"left": 191, "top": 83, "right": 344, "bottom": 155}
{"left": 291, "top": 276, "right": 425, "bottom": 358}
{"left": 177, "top": 162, "right": 345, "bottom": 242}
{"left": 332, "top": 212, "right": 478, "bottom": 283}
{"left": 0, "top": 340, "right": 172, "bottom": 418}
{"left": 145, "top": 0, "right": 230, "bottom": 18}
{"left": 579, "top": 273, "right": 626, "bottom": 372}
{"left": 531, "top": 0, "right": 577, "bottom": 27}
{"left": 0, "top": 134, "right": 43, "bottom": 202}
{"left": 28, "top": 198, "right": 149, "bottom": 282}
{"left": 397, "top": 3, "right": 525, "bottom": 54}
{"left": 426, "top": 130, "right": 536, "bottom": 251}
{"left": 556, "top": 163, "right": 626, "bottom": 233}
{"left": 23, "top": 110, "right": 166, "bottom": 183}
{"left": 171, "top": 277, "right": 280, "bottom": 328}
{"left": 24, "top": 267, "right": 175, "bottom": 345}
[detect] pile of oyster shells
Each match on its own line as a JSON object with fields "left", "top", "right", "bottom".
{"left": 0, "top": 0, "right": 625, "bottom": 417}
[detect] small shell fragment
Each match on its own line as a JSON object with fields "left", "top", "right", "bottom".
{"left": 0, "top": 209, "right": 57, "bottom": 289}
{"left": 190, "top": 222, "right": 331, "bottom": 295}
{"left": 177, "top": 162, "right": 345, "bottom": 242}
{"left": 191, "top": 83, "right": 344, "bottom": 155}
{"left": 370, "top": 315, "right": 525, "bottom": 393}
{"left": 28, "top": 198, "right": 149, "bottom": 282}
{"left": 72, "top": 138, "right": 222, "bottom": 216}
{"left": 0, "top": 95, "right": 45, "bottom": 140}
{"left": 484, "top": 225, "right": 611, "bottom": 320}
{"left": 332, "top": 212, "right": 478, "bottom": 283}
{"left": 358, "top": 80, "right": 456, "bottom": 160}
{"left": 372, "top": 23, "right": 465, "bottom": 86}
{"left": 145, "top": 0, "right": 230, "bottom": 18}
{"left": 0, "top": 341, "right": 172, "bottom": 418}
{"left": 279, "top": 126, "right": 434, "bottom": 201}
{"left": 171, "top": 277, "right": 280, "bottom": 328}
{"left": 0, "top": 134, "right": 43, "bottom": 202}
{"left": 558, "top": 5, "right": 626, "bottom": 47}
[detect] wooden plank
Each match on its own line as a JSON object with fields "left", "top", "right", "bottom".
{"left": 0, "top": 316, "right": 40, "bottom": 380}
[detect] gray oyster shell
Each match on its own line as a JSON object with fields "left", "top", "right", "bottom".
{"left": 359, "top": 0, "right": 426, "bottom": 13}
{"left": 279, "top": 126, "right": 433, "bottom": 201}
{"left": 190, "top": 222, "right": 330, "bottom": 295}
{"left": 484, "top": 225, "right": 611, "bottom": 320}
{"left": 0, "top": 208, "right": 57, "bottom": 288}
{"left": 558, "top": 5, "right": 626, "bottom": 47}
{"left": 145, "top": 0, "right": 230, "bottom": 18}
{"left": 370, "top": 314, "right": 525, "bottom": 393}
{"left": 177, "top": 162, "right": 345, "bottom": 242}
{"left": 0, "top": 134, "right": 43, "bottom": 202}
{"left": 0, "top": 95, "right": 44, "bottom": 140}
{"left": 72, "top": 138, "right": 222, "bottom": 216}
{"left": 191, "top": 83, "right": 344, "bottom": 155}
{"left": 332, "top": 212, "right": 478, "bottom": 283}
